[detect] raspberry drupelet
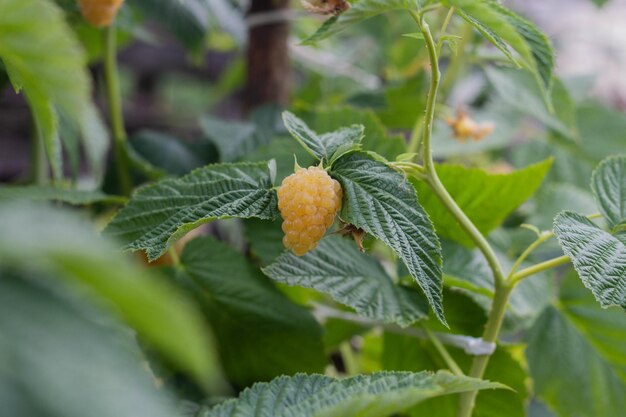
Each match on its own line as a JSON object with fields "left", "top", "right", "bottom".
{"left": 277, "top": 166, "right": 343, "bottom": 256}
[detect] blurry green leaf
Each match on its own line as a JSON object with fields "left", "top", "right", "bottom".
{"left": 456, "top": 10, "right": 516, "bottom": 65}
{"left": 376, "top": 74, "right": 428, "bottom": 129}
{"left": 553, "top": 212, "right": 625, "bottom": 310}
{"left": 412, "top": 159, "right": 552, "bottom": 246}
{"left": 130, "top": 0, "right": 208, "bottom": 51}
{"left": 104, "top": 162, "right": 278, "bottom": 261}
{"left": 283, "top": 111, "right": 364, "bottom": 164}
{"left": 304, "top": 106, "right": 405, "bottom": 161}
{"left": 449, "top": 0, "right": 554, "bottom": 98}
{"left": 174, "top": 236, "right": 325, "bottom": 386}
{"left": 382, "top": 334, "right": 527, "bottom": 417}
{"left": 0, "top": 274, "right": 179, "bottom": 417}
{"left": 0, "top": 203, "right": 222, "bottom": 390}
{"left": 485, "top": 67, "right": 577, "bottom": 139}
{"left": 528, "top": 183, "right": 596, "bottom": 230}
{"left": 526, "top": 272, "right": 626, "bottom": 417}
{"left": 130, "top": 130, "right": 215, "bottom": 176}
{"left": 203, "top": 371, "right": 504, "bottom": 417}
{"left": 589, "top": 0, "right": 610, "bottom": 6}
{"left": 0, "top": 185, "right": 123, "bottom": 205}
{"left": 576, "top": 102, "right": 626, "bottom": 162}
{"left": 28, "top": 95, "right": 62, "bottom": 181}
{"left": 330, "top": 153, "right": 444, "bottom": 324}
{"left": 302, "top": 0, "right": 423, "bottom": 45}
{"left": 245, "top": 136, "right": 316, "bottom": 183}
{"left": 0, "top": 0, "right": 94, "bottom": 181}
{"left": 244, "top": 218, "right": 285, "bottom": 265}
{"left": 0, "top": 0, "right": 90, "bottom": 120}
{"left": 264, "top": 236, "right": 428, "bottom": 327}
{"left": 200, "top": 116, "right": 257, "bottom": 162}
{"left": 591, "top": 155, "right": 626, "bottom": 233}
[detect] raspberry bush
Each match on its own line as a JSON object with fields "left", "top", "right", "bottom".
{"left": 0, "top": 1, "right": 624, "bottom": 417}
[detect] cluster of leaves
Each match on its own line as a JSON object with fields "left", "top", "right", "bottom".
{"left": 0, "top": 0, "right": 624, "bottom": 417}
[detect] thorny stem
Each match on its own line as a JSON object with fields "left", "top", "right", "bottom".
{"left": 413, "top": 12, "right": 512, "bottom": 417}
{"left": 104, "top": 24, "right": 132, "bottom": 196}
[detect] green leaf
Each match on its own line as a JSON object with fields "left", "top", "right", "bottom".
{"left": 456, "top": 10, "right": 517, "bottom": 65}
{"left": 200, "top": 115, "right": 257, "bottom": 162}
{"left": 29, "top": 94, "right": 62, "bottom": 181}
{"left": 330, "top": 153, "right": 444, "bottom": 324}
{"left": 442, "top": 241, "right": 553, "bottom": 332}
{"left": 104, "top": 161, "right": 278, "bottom": 261}
{"left": 412, "top": 159, "right": 552, "bottom": 246}
{"left": 174, "top": 236, "right": 326, "bottom": 386}
{"left": 0, "top": 273, "right": 179, "bottom": 417}
{"left": 131, "top": 0, "right": 209, "bottom": 52}
{"left": 0, "top": 185, "right": 124, "bottom": 205}
{"left": 484, "top": 67, "right": 577, "bottom": 139}
{"left": 591, "top": 155, "right": 626, "bottom": 233}
{"left": 282, "top": 111, "right": 364, "bottom": 164}
{"left": 527, "top": 183, "right": 597, "bottom": 230}
{"left": 0, "top": 203, "right": 222, "bottom": 390}
{"left": 303, "top": 106, "right": 405, "bottom": 161}
{"left": 448, "top": 0, "right": 554, "bottom": 97}
{"left": 302, "top": 0, "right": 423, "bottom": 45}
{"left": 526, "top": 272, "right": 626, "bottom": 417}
{"left": 0, "top": 0, "right": 93, "bottom": 180}
{"left": 130, "top": 130, "right": 217, "bottom": 176}
{"left": 203, "top": 371, "right": 504, "bottom": 417}
{"left": 553, "top": 212, "right": 626, "bottom": 310}
{"left": 382, "top": 334, "right": 527, "bottom": 417}
{"left": 264, "top": 236, "right": 428, "bottom": 327}
{"left": 244, "top": 218, "right": 285, "bottom": 265}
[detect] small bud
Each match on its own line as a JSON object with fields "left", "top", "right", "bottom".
{"left": 301, "top": 0, "right": 351, "bottom": 15}
{"left": 76, "top": 0, "right": 124, "bottom": 28}
{"left": 446, "top": 109, "right": 495, "bottom": 142}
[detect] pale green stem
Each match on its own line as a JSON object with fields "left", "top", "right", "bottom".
{"left": 456, "top": 284, "right": 513, "bottom": 417}
{"left": 510, "top": 255, "right": 571, "bottom": 285}
{"left": 103, "top": 23, "right": 132, "bottom": 196}
{"left": 423, "top": 325, "right": 464, "bottom": 376}
{"left": 507, "top": 232, "right": 553, "bottom": 280}
{"left": 407, "top": 115, "right": 424, "bottom": 156}
{"left": 168, "top": 247, "right": 181, "bottom": 267}
{"left": 440, "top": 23, "right": 473, "bottom": 98}
{"left": 339, "top": 342, "right": 359, "bottom": 375}
{"left": 413, "top": 13, "right": 511, "bottom": 417}
{"left": 436, "top": 7, "right": 456, "bottom": 56}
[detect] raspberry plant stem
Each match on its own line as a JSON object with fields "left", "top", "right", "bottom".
{"left": 103, "top": 23, "right": 132, "bottom": 196}
{"left": 423, "top": 325, "right": 464, "bottom": 377}
{"left": 413, "top": 13, "right": 512, "bottom": 417}
{"left": 510, "top": 255, "right": 571, "bottom": 285}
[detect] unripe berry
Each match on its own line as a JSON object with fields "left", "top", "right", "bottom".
{"left": 76, "top": 0, "right": 124, "bottom": 28}
{"left": 277, "top": 166, "right": 342, "bottom": 256}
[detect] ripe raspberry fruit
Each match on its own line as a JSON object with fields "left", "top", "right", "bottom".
{"left": 277, "top": 166, "right": 342, "bottom": 256}
{"left": 76, "top": 0, "right": 124, "bottom": 28}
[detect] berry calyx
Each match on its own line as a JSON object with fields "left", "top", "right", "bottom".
{"left": 76, "top": 0, "right": 124, "bottom": 28}
{"left": 277, "top": 166, "right": 342, "bottom": 256}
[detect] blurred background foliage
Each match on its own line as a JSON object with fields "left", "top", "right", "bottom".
{"left": 0, "top": 0, "right": 625, "bottom": 417}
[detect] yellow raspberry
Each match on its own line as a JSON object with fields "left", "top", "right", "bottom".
{"left": 277, "top": 166, "right": 342, "bottom": 256}
{"left": 76, "top": 0, "right": 124, "bottom": 28}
